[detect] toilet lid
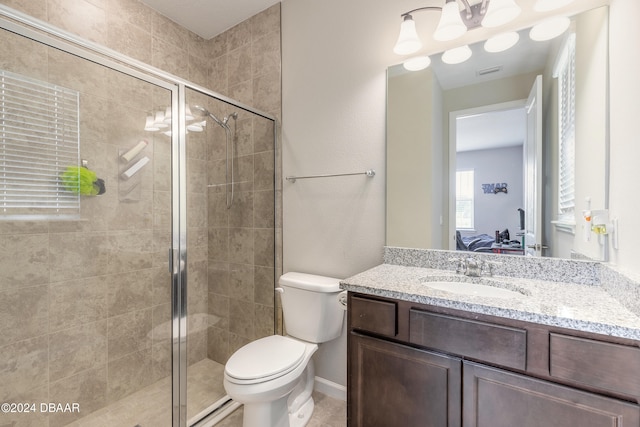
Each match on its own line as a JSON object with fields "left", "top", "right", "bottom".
{"left": 225, "top": 335, "right": 307, "bottom": 381}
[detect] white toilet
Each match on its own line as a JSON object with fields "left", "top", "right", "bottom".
{"left": 223, "top": 272, "right": 345, "bottom": 427}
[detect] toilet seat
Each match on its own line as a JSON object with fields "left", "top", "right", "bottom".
{"left": 225, "top": 335, "right": 307, "bottom": 385}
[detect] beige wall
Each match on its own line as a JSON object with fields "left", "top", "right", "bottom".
{"left": 609, "top": 0, "right": 640, "bottom": 276}
{"left": 0, "top": 0, "right": 281, "bottom": 425}
{"left": 387, "top": 67, "right": 444, "bottom": 249}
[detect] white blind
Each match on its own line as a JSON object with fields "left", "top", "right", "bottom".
{"left": 1, "top": 69, "right": 80, "bottom": 220}
{"left": 557, "top": 35, "right": 576, "bottom": 217}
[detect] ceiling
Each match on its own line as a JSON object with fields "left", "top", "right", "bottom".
{"left": 139, "top": 0, "right": 279, "bottom": 39}
{"left": 456, "top": 107, "right": 526, "bottom": 153}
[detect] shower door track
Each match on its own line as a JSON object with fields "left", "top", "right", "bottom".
{"left": 0, "top": 5, "right": 278, "bottom": 427}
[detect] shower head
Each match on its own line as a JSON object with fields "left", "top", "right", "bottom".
{"left": 192, "top": 104, "right": 226, "bottom": 128}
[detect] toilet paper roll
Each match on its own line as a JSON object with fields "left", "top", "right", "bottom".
{"left": 337, "top": 291, "right": 348, "bottom": 310}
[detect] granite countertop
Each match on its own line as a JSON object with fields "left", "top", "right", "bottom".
{"left": 340, "top": 263, "right": 640, "bottom": 341}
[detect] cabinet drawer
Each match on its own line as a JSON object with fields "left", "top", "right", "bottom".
{"left": 550, "top": 333, "right": 640, "bottom": 398}
{"left": 350, "top": 295, "right": 397, "bottom": 337}
{"left": 409, "top": 309, "right": 526, "bottom": 370}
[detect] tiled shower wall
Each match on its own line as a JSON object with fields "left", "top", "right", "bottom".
{"left": 0, "top": 0, "right": 282, "bottom": 426}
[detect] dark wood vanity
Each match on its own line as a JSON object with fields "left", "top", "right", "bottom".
{"left": 347, "top": 292, "right": 640, "bottom": 427}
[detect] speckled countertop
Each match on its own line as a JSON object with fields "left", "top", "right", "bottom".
{"left": 340, "top": 248, "right": 640, "bottom": 341}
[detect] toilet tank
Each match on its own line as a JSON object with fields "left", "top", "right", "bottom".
{"left": 278, "top": 272, "right": 345, "bottom": 343}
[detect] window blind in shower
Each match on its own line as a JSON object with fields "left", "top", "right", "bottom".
{"left": 0, "top": 69, "right": 80, "bottom": 220}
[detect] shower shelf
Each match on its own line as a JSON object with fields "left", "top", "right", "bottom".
{"left": 286, "top": 169, "right": 375, "bottom": 183}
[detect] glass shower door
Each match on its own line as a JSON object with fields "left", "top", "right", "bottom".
{"left": 183, "top": 88, "right": 277, "bottom": 425}
{"left": 0, "top": 23, "right": 178, "bottom": 427}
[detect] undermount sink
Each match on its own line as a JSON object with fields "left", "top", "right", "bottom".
{"left": 420, "top": 276, "right": 529, "bottom": 299}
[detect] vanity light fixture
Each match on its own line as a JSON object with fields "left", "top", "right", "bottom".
{"left": 442, "top": 45, "right": 472, "bottom": 64}
{"left": 529, "top": 16, "right": 570, "bottom": 41}
{"left": 403, "top": 55, "right": 432, "bottom": 71}
{"left": 533, "top": 0, "right": 575, "bottom": 12}
{"left": 484, "top": 31, "right": 519, "bottom": 53}
{"left": 393, "top": 0, "right": 521, "bottom": 57}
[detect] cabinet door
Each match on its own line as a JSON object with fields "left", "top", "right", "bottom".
{"left": 463, "top": 361, "right": 640, "bottom": 427}
{"left": 349, "top": 332, "right": 461, "bottom": 427}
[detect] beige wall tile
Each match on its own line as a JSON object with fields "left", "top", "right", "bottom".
{"left": 108, "top": 308, "right": 152, "bottom": 361}
{"left": 0, "top": 234, "right": 49, "bottom": 290}
{"left": 228, "top": 44, "right": 252, "bottom": 87}
{"left": 229, "top": 228, "right": 253, "bottom": 265}
{"left": 254, "top": 190, "right": 275, "bottom": 229}
{"left": 49, "top": 320, "right": 108, "bottom": 382}
{"left": 254, "top": 150, "right": 275, "bottom": 191}
{"left": 47, "top": 0, "right": 107, "bottom": 45}
{"left": 229, "top": 190, "right": 254, "bottom": 228}
{"left": 49, "top": 276, "right": 107, "bottom": 332}
{"left": 208, "top": 191, "right": 229, "bottom": 227}
{"left": 254, "top": 266, "right": 275, "bottom": 307}
{"left": 208, "top": 262, "right": 230, "bottom": 296}
{"left": 107, "top": 349, "right": 153, "bottom": 403}
{"left": 253, "top": 71, "right": 281, "bottom": 116}
{"left": 107, "top": 0, "right": 154, "bottom": 33}
{"left": 0, "top": 28, "right": 48, "bottom": 79}
{"left": 252, "top": 30, "right": 281, "bottom": 79}
{"left": 250, "top": 3, "right": 280, "bottom": 42}
{"left": 0, "top": 336, "right": 48, "bottom": 402}
{"left": 208, "top": 292, "right": 229, "bottom": 330}
{"left": 0, "top": 385, "right": 49, "bottom": 427}
{"left": 106, "top": 17, "right": 153, "bottom": 66}
{"left": 229, "top": 298, "right": 254, "bottom": 339}
{"left": 253, "top": 116, "right": 275, "bottom": 153}
{"left": 152, "top": 37, "right": 189, "bottom": 79}
{"left": 107, "top": 270, "right": 153, "bottom": 316}
{"left": 254, "top": 303, "right": 274, "bottom": 340}
{"left": 48, "top": 367, "right": 108, "bottom": 427}
{"left": 208, "top": 227, "right": 229, "bottom": 262}
{"left": 229, "top": 263, "right": 254, "bottom": 302}
{"left": 254, "top": 228, "right": 275, "bottom": 268}
{"left": 225, "top": 19, "right": 251, "bottom": 52}
{"left": 207, "top": 326, "right": 229, "bottom": 363}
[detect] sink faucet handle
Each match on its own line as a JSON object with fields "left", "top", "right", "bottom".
{"left": 448, "top": 257, "right": 466, "bottom": 274}
{"left": 482, "top": 260, "right": 501, "bottom": 277}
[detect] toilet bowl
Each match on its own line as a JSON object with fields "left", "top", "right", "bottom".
{"left": 223, "top": 272, "right": 345, "bottom": 427}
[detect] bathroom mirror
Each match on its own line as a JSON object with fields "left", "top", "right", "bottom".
{"left": 386, "top": 5, "right": 609, "bottom": 261}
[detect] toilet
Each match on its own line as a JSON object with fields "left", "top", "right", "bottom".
{"left": 223, "top": 272, "right": 346, "bottom": 427}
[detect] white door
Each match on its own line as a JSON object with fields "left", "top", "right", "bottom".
{"left": 524, "top": 75, "right": 543, "bottom": 256}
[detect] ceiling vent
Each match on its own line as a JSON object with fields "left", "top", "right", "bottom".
{"left": 477, "top": 65, "right": 503, "bottom": 76}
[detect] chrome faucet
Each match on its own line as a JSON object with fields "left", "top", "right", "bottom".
{"left": 464, "top": 258, "right": 482, "bottom": 277}
{"left": 450, "top": 257, "right": 499, "bottom": 277}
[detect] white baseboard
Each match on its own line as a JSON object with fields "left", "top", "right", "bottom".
{"left": 314, "top": 376, "right": 346, "bottom": 401}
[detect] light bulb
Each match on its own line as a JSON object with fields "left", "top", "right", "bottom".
{"left": 434, "top": 0, "right": 467, "bottom": 42}
{"left": 403, "top": 56, "right": 432, "bottom": 71}
{"left": 441, "top": 45, "right": 472, "bottom": 64}
{"left": 530, "top": 16, "right": 570, "bottom": 42}
{"left": 393, "top": 15, "right": 422, "bottom": 55}
{"left": 484, "top": 32, "right": 520, "bottom": 53}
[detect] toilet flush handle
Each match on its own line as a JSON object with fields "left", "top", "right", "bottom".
{"left": 275, "top": 287, "right": 284, "bottom": 294}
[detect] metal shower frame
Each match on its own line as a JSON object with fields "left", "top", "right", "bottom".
{"left": 0, "top": 5, "right": 279, "bottom": 427}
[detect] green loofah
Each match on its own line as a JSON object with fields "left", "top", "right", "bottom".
{"left": 61, "top": 166, "right": 100, "bottom": 196}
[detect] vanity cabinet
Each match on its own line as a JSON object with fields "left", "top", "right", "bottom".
{"left": 347, "top": 293, "right": 640, "bottom": 427}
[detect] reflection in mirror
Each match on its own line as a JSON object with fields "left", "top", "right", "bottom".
{"left": 386, "top": 6, "right": 609, "bottom": 261}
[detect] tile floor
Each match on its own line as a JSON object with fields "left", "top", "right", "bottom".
{"left": 58, "top": 358, "right": 345, "bottom": 427}
{"left": 217, "top": 390, "right": 347, "bottom": 427}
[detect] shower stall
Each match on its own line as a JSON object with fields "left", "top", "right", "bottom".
{"left": 0, "top": 4, "right": 279, "bottom": 427}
